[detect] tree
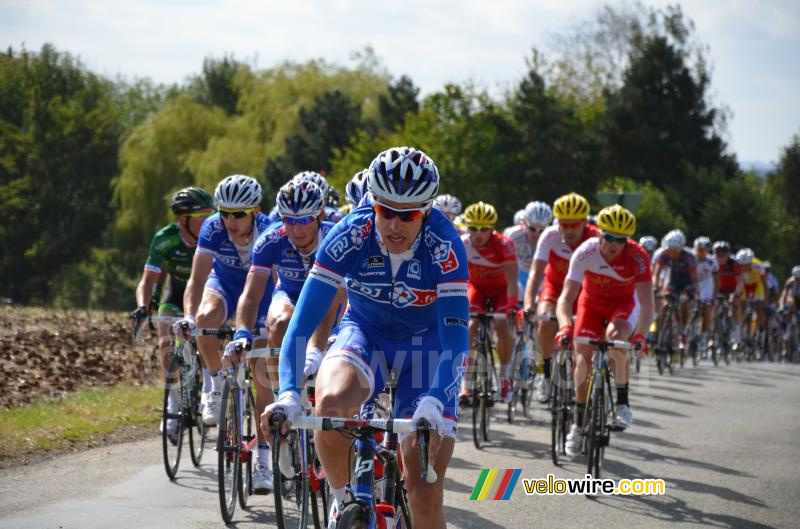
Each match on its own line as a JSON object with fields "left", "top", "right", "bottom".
{"left": 378, "top": 75, "right": 420, "bottom": 131}
{"left": 187, "top": 55, "right": 245, "bottom": 115}
{"left": 0, "top": 44, "right": 121, "bottom": 303}
{"left": 766, "top": 132, "right": 800, "bottom": 276}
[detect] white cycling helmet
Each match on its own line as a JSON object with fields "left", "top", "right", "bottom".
{"left": 664, "top": 229, "right": 686, "bottom": 250}
{"left": 432, "top": 194, "right": 462, "bottom": 215}
{"left": 345, "top": 169, "right": 369, "bottom": 207}
{"left": 639, "top": 235, "right": 658, "bottom": 252}
{"left": 214, "top": 174, "right": 262, "bottom": 209}
{"left": 292, "top": 171, "right": 330, "bottom": 199}
{"left": 735, "top": 248, "right": 754, "bottom": 265}
{"left": 791, "top": 265, "right": 800, "bottom": 278}
{"left": 276, "top": 180, "right": 325, "bottom": 217}
{"left": 368, "top": 146, "right": 439, "bottom": 205}
{"left": 523, "top": 201, "right": 553, "bottom": 229}
{"left": 513, "top": 209, "right": 524, "bottom": 225}
{"left": 693, "top": 236, "right": 712, "bottom": 250}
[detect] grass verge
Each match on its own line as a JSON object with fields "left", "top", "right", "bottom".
{"left": 0, "top": 384, "right": 161, "bottom": 464}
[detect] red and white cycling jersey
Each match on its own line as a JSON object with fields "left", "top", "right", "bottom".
{"left": 567, "top": 238, "right": 651, "bottom": 305}
{"left": 534, "top": 224, "right": 600, "bottom": 300}
{"left": 461, "top": 231, "right": 516, "bottom": 291}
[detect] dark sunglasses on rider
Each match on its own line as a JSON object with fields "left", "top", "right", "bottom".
{"left": 373, "top": 202, "right": 428, "bottom": 222}
{"left": 468, "top": 226, "right": 493, "bottom": 233}
{"left": 602, "top": 232, "right": 627, "bottom": 244}
{"left": 219, "top": 208, "right": 254, "bottom": 219}
{"left": 283, "top": 215, "right": 315, "bottom": 225}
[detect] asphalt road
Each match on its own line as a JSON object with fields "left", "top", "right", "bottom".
{"left": 2, "top": 358, "right": 799, "bottom": 529}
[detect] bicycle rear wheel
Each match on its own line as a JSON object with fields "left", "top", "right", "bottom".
{"left": 162, "top": 355, "right": 185, "bottom": 481}
{"left": 309, "top": 434, "right": 328, "bottom": 529}
{"left": 217, "top": 380, "right": 241, "bottom": 523}
{"left": 273, "top": 428, "right": 310, "bottom": 529}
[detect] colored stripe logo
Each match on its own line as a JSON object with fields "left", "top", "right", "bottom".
{"left": 469, "top": 469, "right": 521, "bottom": 500}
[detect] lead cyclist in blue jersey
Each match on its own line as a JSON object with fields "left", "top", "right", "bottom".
{"left": 262, "top": 146, "right": 470, "bottom": 529}
{"left": 229, "top": 179, "right": 345, "bottom": 491}
{"left": 175, "top": 174, "right": 274, "bottom": 426}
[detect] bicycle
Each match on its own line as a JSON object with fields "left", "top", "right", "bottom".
{"left": 654, "top": 293, "right": 681, "bottom": 375}
{"left": 575, "top": 337, "right": 632, "bottom": 485}
{"left": 212, "top": 326, "right": 271, "bottom": 524}
{"left": 549, "top": 338, "right": 573, "bottom": 467}
{"left": 270, "top": 374, "right": 328, "bottom": 529}
{"left": 271, "top": 411, "right": 436, "bottom": 529}
{"left": 469, "top": 306, "right": 503, "bottom": 449}
{"left": 740, "top": 300, "right": 758, "bottom": 362}
{"left": 507, "top": 310, "right": 539, "bottom": 423}
{"left": 711, "top": 295, "right": 734, "bottom": 366}
{"left": 780, "top": 308, "right": 800, "bottom": 363}
{"left": 685, "top": 300, "right": 703, "bottom": 367}
{"left": 152, "top": 316, "right": 210, "bottom": 481}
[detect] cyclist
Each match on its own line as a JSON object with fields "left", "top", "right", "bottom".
{"left": 292, "top": 171, "right": 343, "bottom": 223}
{"left": 638, "top": 235, "right": 658, "bottom": 260}
{"left": 460, "top": 201, "right": 518, "bottom": 404}
{"left": 174, "top": 175, "right": 274, "bottom": 426}
{"left": 736, "top": 248, "right": 767, "bottom": 349}
{"left": 432, "top": 193, "right": 462, "bottom": 224}
{"left": 263, "top": 146, "right": 469, "bottom": 529}
{"left": 345, "top": 169, "right": 370, "bottom": 209}
{"left": 652, "top": 229, "right": 699, "bottom": 347}
{"left": 512, "top": 209, "right": 524, "bottom": 227}
{"left": 523, "top": 192, "right": 599, "bottom": 403}
{"left": 504, "top": 201, "right": 553, "bottom": 295}
{"left": 556, "top": 205, "right": 653, "bottom": 456}
{"left": 132, "top": 187, "right": 214, "bottom": 436}
{"left": 227, "top": 180, "right": 344, "bottom": 492}
{"left": 692, "top": 236, "right": 719, "bottom": 359}
{"left": 779, "top": 265, "right": 800, "bottom": 356}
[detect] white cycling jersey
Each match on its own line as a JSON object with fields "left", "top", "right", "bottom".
{"left": 692, "top": 251, "right": 718, "bottom": 302}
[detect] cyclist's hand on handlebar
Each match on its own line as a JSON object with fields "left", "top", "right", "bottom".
{"left": 224, "top": 328, "right": 253, "bottom": 363}
{"left": 631, "top": 333, "right": 648, "bottom": 355}
{"left": 303, "top": 346, "right": 324, "bottom": 377}
{"left": 261, "top": 390, "right": 302, "bottom": 441}
{"left": 555, "top": 325, "right": 573, "bottom": 349}
{"left": 172, "top": 315, "right": 195, "bottom": 340}
{"left": 411, "top": 396, "right": 445, "bottom": 457}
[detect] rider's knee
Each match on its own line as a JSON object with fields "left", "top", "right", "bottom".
{"left": 408, "top": 483, "right": 443, "bottom": 519}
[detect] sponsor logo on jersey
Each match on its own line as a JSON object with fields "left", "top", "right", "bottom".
{"left": 368, "top": 256, "right": 384, "bottom": 268}
{"left": 216, "top": 253, "right": 241, "bottom": 268}
{"left": 325, "top": 219, "right": 372, "bottom": 262}
{"left": 444, "top": 317, "right": 468, "bottom": 328}
{"left": 278, "top": 267, "right": 304, "bottom": 280}
{"left": 425, "top": 230, "right": 460, "bottom": 274}
{"left": 391, "top": 282, "right": 437, "bottom": 308}
{"left": 407, "top": 259, "right": 422, "bottom": 280}
{"left": 347, "top": 278, "right": 389, "bottom": 302}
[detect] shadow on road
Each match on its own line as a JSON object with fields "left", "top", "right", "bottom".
{"left": 613, "top": 444, "right": 753, "bottom": 478}
{"left": 444, "top": 504, "right": 507, "bottom": 529}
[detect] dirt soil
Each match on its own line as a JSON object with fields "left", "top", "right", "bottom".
{"left": 0, "top": 306, "right": 160, "bottom": 409}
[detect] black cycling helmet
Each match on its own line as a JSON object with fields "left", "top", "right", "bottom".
{"left": 327, "top": 188, "right": 340, "bottom": 208}
{"left": 712, "top": 240, "right": 731, "bottom": 254}
{"left": 171, "top": 187, "right": 214, "bottom": 215}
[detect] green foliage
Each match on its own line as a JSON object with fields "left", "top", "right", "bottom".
{"left": 598, "top": 177, "right": 687, "bottom": 237}
{"left": 186, "top": 54, "right": 245, "bottom": 115}
{"left": 378, "top": 75, "right": 420, "bottom": 131}
{"left": 0, "top": 44, "right": 120, "bottom": 303}
{"left": 52, "top": 248, "right": 135, "bottom": 310}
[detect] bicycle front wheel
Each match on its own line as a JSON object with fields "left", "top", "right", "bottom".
{"left": 239, "top": 386, "right": 256, "bottom": 508}
{"left": 550, "top": 358, "right": 568, "bottom": 466}
{"left": 217, "top": 380, "right": 241, "bottom": 523}
{"left": 472, "top": 350, "right": 488, "bottom": 450}
{"left": 273, "top": 428, "right": 310, "bottom": 529}
{"left": 336, "top": 502, "right": 370, "bottom": 529}
{"left": 162, "top": 355, "right": 185, "bottom": 481}
{"left": 188, "top": 357, "right": 208, "bottom": 467}
{"left": 585, "top": 372, "right": 606, "bottom": 482}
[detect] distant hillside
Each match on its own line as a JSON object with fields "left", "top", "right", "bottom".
{"left": 739, "top": 160, "right": 775, "bottom": 178}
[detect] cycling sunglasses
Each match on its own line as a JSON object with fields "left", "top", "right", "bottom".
{"left": 219, "top": 208, "right": 254, "bottom": 219}
{"left": 182, "top": 210, "right": 211, "bottom": 218}
{"left": 468, "top": 226, "right": 493, "bottom": 233}
{"left": 283, "top": 215, "right": 316, "bottom": 225}
{"left": 558, "top": 220, "right": 583, "bottom": 229}
{"left": 373, "top": 202, "right": 429, "bottom": 222}
{"left": 602, "top": 232, "right": 628, "bottom": 244}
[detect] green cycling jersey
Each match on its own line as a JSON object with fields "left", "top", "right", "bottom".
{"left": 144, "top": 223, "right": 195, "bottom": 287}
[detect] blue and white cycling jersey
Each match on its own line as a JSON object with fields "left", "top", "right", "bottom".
{"left": 278, "top": 205, "right": 470, "bottom": 410}
{"left": 196, "top": 212, "right": 275, "bottom": 321}
{"left": 324, "top": 206, "right": 343, "bottom": 224}
{"left": 250, "top": 221, "right": 336, "bottom": 303}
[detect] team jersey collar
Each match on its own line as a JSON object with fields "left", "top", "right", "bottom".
{"left": 374, "top": 223, "right": 422, "bottom": 263}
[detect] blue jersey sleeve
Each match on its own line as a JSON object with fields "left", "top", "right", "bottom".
{"left": 196, "top": 213, "right": 225, "bottom": 256}
{"left": 250, "top": 228, "right": 283, "bottom": 274}
{"left": 425, "top": 213, "right": 471, "bottom": 405}
{"left": 277, "top": 214, "right": 370, "bottom": 394}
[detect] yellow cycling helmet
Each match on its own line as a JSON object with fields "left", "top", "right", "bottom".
{"left": 463, "top": 201, "right": 498, "bottom": 227}
{"left": 553, "top": 192, "right": 590, "bottom": 220}
{"left": 596, "top": 204, "right": 636, "bottom": 236}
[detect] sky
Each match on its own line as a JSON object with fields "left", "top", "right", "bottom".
{"left": 2, "top": 0, "right": 798, "bottom": 165}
